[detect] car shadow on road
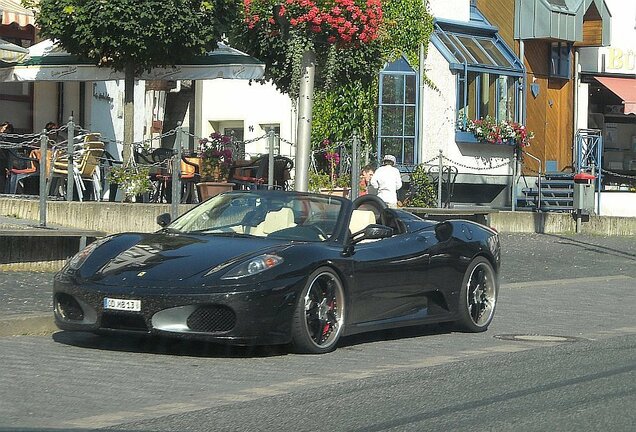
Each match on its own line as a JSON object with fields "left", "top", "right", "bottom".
{"left": 52, "top": 323, "right": 454, "bottom": 357}
{"left": 52, "top": 331, "right": 290, "bottom": 358}
{"left": 339, "top": 323, "right": 453, "bottom": 350}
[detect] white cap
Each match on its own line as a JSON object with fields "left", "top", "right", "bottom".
{"left": 383, "top": 154, "right": 396, "bottom": 165}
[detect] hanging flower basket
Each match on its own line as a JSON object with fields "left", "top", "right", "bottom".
{"left": 106, "top": 165, "right": 152, "bottom": 202}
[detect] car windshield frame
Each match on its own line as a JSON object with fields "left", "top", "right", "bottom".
{"left": 166, "top": 191, "right": 349, "bottom": 242}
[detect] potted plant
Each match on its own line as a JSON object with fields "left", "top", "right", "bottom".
{"left": 400, "top": 164, "right": 437, "bottom": 207}
{"left": 310, "top": 139, "right": 351, "bottom": 197}
{"left": 198, "top": 132, "right": 234, "bottom": 181}
{"left": 106, "top": 165, "right": 152, "bottom": 202}
{"left": 197, "top": 132, "right": 235, "bottom": 200}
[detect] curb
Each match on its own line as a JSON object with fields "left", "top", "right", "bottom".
{"left": 0, "top": 313, "right": 57, "bottom": 337}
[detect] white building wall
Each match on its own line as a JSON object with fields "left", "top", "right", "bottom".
{"left": 420, "top": 1, "right": 514, "bottom": 177}
{"left": 196, "top": 79, "right": 295, "bottom": 158}
{"left": 33, "top": 82, "right": 58, "bottom": 132}
{"left": 89, "top": 80, "right": 145, "bottom": 161}
{"left": 32, "top": 79, "right": 145, "bottom": 162}
{"left": 427, "top": 0, "right": 470, "bottom": 21}
{"left": 420, "top": 45, "right": 458, "bottom": 164}
{"left": 578, "top": 0, "right": 636, "bottom": 75}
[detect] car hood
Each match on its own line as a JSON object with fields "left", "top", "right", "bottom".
{"left": 83, "top": 232, "right": 289, "bottom": 284}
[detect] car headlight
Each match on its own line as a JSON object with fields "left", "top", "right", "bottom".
{"left": 220, "top": 254, "right": 284, "bottom": 280}
{"left": 67, "top": 238, "right": 108, "bottom": 271}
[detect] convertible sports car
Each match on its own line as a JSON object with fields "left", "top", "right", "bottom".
{"left": 53, "top": 190, "right": 500, "bottom": 354}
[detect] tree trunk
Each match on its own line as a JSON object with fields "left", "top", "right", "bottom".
{"left": 123, "top": 63, "right": 135, "bottom": 167}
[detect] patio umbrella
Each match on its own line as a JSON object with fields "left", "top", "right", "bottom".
{"left": 0, "top": 38, "right": 28, "bottom": 65}
{"left": 0, "top": 39, "right": 265, "bottom": 82}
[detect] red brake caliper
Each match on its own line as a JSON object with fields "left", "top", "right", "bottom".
{"left": 322, "top": 299, "right": 335, "bottom": 335}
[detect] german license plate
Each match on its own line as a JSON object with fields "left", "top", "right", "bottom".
{"left": 103, "top": 297, "right": 141, "bottom": 312}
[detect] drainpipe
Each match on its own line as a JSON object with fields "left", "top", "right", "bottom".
{"left": 519, "top": 40, "right": 525, "bottom": 123}
{"left": 418, "top": 43, "right": 425, "bottom": 166}
{"left": 573, "top": 51, "right": 580, "bottom": 171}
{"left": 512, "top": 40, "right": 526, "bottom": 212}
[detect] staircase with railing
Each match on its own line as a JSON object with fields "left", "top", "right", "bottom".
{"left": 517, "top": 172, "right": 575, "bottom": 212}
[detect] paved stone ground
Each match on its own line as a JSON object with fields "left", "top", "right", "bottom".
{"left": 0, "top": 232, "right": 634, "bottom": 318}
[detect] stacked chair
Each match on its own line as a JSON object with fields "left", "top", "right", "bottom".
{"left": 48, "top": 133, "right": 105, "bottom": 201}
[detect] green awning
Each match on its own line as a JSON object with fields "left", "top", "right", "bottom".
{"left": 0, "top": 38, "right": 28, "bottom": 65}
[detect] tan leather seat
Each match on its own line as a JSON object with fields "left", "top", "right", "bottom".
{"left": 250, "top": 207, "right": 296, "bottom": 236}
{"left": 349, "top": 209, "right": 376, "bottom": 234}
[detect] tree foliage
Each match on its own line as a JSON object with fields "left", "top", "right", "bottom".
{"left": 34, "top": 0, "right": 238, "bottom": 75}
{"left": 381, "top": 0, "right": 433, "bottom": 68}
{"left": 311, "top": 81, "right": 376, "bottom": 153}
{"left": 32, "top": 0, "right": 240, "bottom": 167}
{"left": 310, "top": 0, "right": 433, "bottom": 158}
{"left": 402, "top": 164, "right": 437, "bottom": 207}
{"left": 229, "top": 0, "right": 385, "bottom": 99}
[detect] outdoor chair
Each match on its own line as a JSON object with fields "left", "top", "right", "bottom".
{"left": 180, "top": 155, "right": 201, "bottom": 203}
{"left": 5, "top": 148, "right": 51, "bottom": 195}
{"left": 102, "top": 150, "right": 122, "bottom": 201}
{"left": 230, "top": 155, "right": 293, "bottom": 190}
{"left": 48, "top": 137, "right": 105, "bottom": 201}
{"left": 150, "top": 147, "right": 175, "bottom": 203}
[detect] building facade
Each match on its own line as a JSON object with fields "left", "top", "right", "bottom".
{"left": 578, "top": 0, "right": 636, "bottom": 182}
{"left": 476, "top": 0, "right": 612, "bottom": 174}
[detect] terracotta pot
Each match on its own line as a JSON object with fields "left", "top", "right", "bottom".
{"left": 318, "top": 187, "right": 350, "bottom": 198}
{"left": 196, "top": 182, "right": 235, "bottom": 201}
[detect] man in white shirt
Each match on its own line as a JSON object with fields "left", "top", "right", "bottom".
{"left": 370, "top": 154, "right": 402, "bottom": 208}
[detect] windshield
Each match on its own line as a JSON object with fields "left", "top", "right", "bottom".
{"left": 168, "top": 191, "right": 345, "bottom": 242}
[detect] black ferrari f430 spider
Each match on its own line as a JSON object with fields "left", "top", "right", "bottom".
{"left": 53, "top": 190, "right": 500, "bottom": 354}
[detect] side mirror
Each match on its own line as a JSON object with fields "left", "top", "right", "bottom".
{"left": 156, "top": 213, "right": 171, "bottom": 227}
{"left": 351, "top": 224, "right": 393, "bottom": 244}
{"left": 434, "top": 221, "right": 453, "bottom": 242}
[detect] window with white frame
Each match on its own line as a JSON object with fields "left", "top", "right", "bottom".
{"left": 377, "top": 56, "right": 418, "bottom": 166}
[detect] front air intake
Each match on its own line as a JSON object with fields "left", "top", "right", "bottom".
{"left": 187, "top": 306, "right": 236, "bottom": 332}
{"left": 54, "top": 293, "right": 84, "bottom": 321}
{"left": 101, "top": 313, "right": 148, "bottom": 332}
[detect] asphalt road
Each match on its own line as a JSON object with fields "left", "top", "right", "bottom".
{"left": 0, "top": 233, "right": 634, "bottom": 431}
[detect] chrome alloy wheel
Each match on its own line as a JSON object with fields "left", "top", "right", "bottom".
{"left": 465, "top": 260, "right": 497, "bottom": 327}
{"left": 303, "top": 271, "right": 345, "bottom": 349}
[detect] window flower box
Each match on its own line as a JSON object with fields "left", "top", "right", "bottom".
{"left": 456, "top": 116, "right": 534, "bottom": 148}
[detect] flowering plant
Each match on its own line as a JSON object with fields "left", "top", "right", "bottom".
{"left": 460, "top": 116, "right": 534, "bottom": 148}
{"left": 232, "top": 0, "right": 385, "bottom": 99}
{"left": 198, "top": 132, "right": 234, "bottom": 181}
{"left": 244, "top": 0, "right": 382, "bottom": 46}
{"left": 315, "top": 138, "right": 350, "bottom": 190}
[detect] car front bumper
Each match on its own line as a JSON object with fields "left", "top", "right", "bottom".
{"left": 52, "top": 273, "right": 304, "bottom": 346}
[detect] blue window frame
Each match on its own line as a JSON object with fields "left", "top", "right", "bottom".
{"left": 377, "top": 56, "right": 418, "bottom": 166}
{"left": 431, "top": 9, "right": 525, "bottom": 136}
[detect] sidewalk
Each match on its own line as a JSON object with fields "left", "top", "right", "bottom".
{"left": 0, "top": 215, "right": 101, "bottom": 336}
{"left": 0, "top": 271, "right": 56, "bottom": 337}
